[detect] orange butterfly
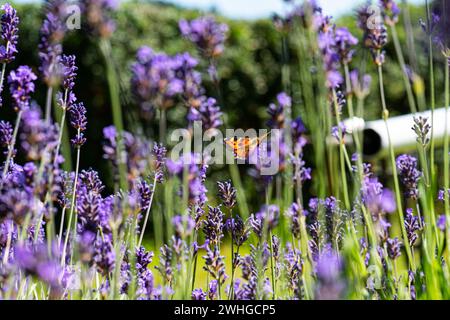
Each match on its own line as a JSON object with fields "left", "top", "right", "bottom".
{"left": 224, "top": 132, "right": 271, "bottom": 160}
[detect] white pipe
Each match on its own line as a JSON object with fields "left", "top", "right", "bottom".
{"left": 340, "top": 107, "right": 450, "bottom": 158}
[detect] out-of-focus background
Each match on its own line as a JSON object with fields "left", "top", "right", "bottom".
{"left": 2, "top": 0, "right": 448, "bottom": 199}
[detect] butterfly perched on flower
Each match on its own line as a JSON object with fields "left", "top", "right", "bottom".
{"left": 224, "top": 132, "right": 271, "bottom": 160}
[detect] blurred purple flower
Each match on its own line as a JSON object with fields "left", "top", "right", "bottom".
{"left": 179, "top": 16, "right": 228, "bottom": 58}
{"left": 315, "top": 244, "right": 345, "bottom": 300}
{"left": 38, "top": 12, "right": 64, "bottom": 86}
{"left": 81, "top": 0, "right": 118, "bottom": 38}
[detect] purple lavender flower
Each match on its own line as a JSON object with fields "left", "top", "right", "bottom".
{"left": 420, "top": 11, "right": 440, "bottom": 36}
{"left": 203, "top": 245, "right": 227, "bottom": 286}
{"left": 0, "top": 120, "right": 12, "bottom": 154}
{"left": 0, "top": 3, "right": 19, "bottom": 64}
{"left": 225, "top": 214, "right": 249, "bottom": 247}
{"left": 380, "top": 0, "right": 400, "bottom": 26}
{"left": 350, "top": 69, "right": 372, "bottom": 98}
{"left": 153, "top": 143, "right": 166, "bottom": 183}
{"left": 38, "top": 12, "right": 65, "bottom": 86}
{"left": 203, "top": 206, "right": 224, "bottom": 245}
{"left": 322, "top": 197, "right": 337, "bottom": 244}
{"left": 290, "top": 153, "right": 312, "bottom": 185}
{"left": 208, "top": 279, "right": 218, "bottom": 300}
{"left": 284, "top": 243, "right": 304, "bottom": 298}
{"left": 317, "top": 19, "right": 344, "bottom": 89}
{"left": 8, "top": 66, "right": 37, "bottom": 112}
{"left": 396, "top": 154, "right": 421, "bottom": 200}
{"left": 60, "top": 54, "right": 77, "bottom": 93}
{"left": 331, "top": 122, "right": 348, "bottom": 142}
{"left": 267, "top": 92, "right": 291, "bottom": 129}
{"left": 438, "top": 215, "right": 446, "bottom": 231}
{"left": 131, "top": 47, "right": 184, "bottom": 115}
{"left": 286, "top": 202, "right": 302, "bottom": 239}
{"left": 0, "top": 219, "right": 16, "bottom": 260}
{"left": 15, "top": 243, "right": 64, "bottom": 295}
{"left": 77, "top": 230, "right": 96, "bottom": 264}
{"left": 0, "top": 188, "right": 34, "bottom": 225}
{"left": 362, "top": 177, "right": 396, "bottom": 218}
{"left": 94, "top": 234, "right": 115, "bottom": 275}
{"left": 368, "top": 26, "right": 388, "bottom": 65}
{"left": 166, "top": 153, "right": 207, "bottom": 205}
{"left": 291, "top": 116, "right": 308, "bottom": 153}
{"left": 187, "top": 97, "right": 223, "bottom": 134}
{"left": 179, "top": 16, "right": 229, "bottom": 58}
{"left": 136, "top": 179, "right": 152, "bottom": 212}
{"left": 412, "top": 116, "right": 431, "bottom": 147}
{"left": 217, "top": 180, "right": 236, "bottom": 209}
{"left": 76, "top": 188, "right": 103, "bottom": 234}
{"left": 81, "top": 0, "right": 118, "bottom": 38}
{"left": 69, "top": 102, "right": 87, "bottom": 147}
{"left": 387, "top": 237, "right": 401, "bottom": 260}
{"left": 79, "top": 169, "right": 104, "bottom": 195}
{"left": 250, "top": 205, "right": 280, "bottom": 237}
{"left": 404, "top": 208, "right": 420, "bottom": 247}
{"left": 192, "top": 288, "right": 206, "bottom": 300}
{"left": 334, "top": 27, "right": 358, "bottom": 64}
{"left": 173, "top": 52, "right": 204, "bottom": 107}
{"left": 19, "top": 107, "right": 59, "bottom": 160}
{"left": 69, "top": 102, "right": 87, "bottom": 131}
{"left": 315, "top": 245, "right": 345, "bottom": 300}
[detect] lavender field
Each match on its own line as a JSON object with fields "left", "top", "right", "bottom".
{"left": 0, "top": 0, "right": 449, "bottom": 300}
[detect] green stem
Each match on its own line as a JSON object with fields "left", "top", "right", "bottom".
{"left": 426, "top": 0, "right": 436, "bottom": 185}
{"left": 138, "top": 175, "right": 157, "bottom": 247}
{"left": 378, "top": 63, "right": 415, "bottom": 271}
{"left": 1, "top": 110, "right": 22, "bottom": 182}
{"left": 45, "top": 86, "right": 54, "bottom": 125}
{"left": 390, "top": 25, "right": 417, "bottom": 114}
{"left": 0, "top": 62, "right": 6, "bottom": 99}
{"left": 332, "top": 89, "right": 350, "bottom": 210}
{"left": 61, "top": 139, "right": 81, "bottom": 266}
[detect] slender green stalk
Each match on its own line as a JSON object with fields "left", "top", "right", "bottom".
{"left": 61, "top": 138, "right": 81, "bottom": 266}
{"left": 426, "top": 0, "right": 436, "bottom": 184}
{"left": 332, "top": 89, "right": 350, "bottom": 210}
{"left": 2, "top": 220, "right": 13, "bottom": 264}
{"left": 378, "top": 63, "right": 415, "bottom": 270}
{"left": 402, "top": 0, "right": 418, "bottom": 72}
{"left": 269, "top": 229, "right": 276, "bottom": 300}
{"left": 58, "top": 206, "right": 67, "bottom": 248}
{"left": 138, "top": 175, "right": 157, "bottom": 247}
{"left": 44, "top": 86, "right": 54, "bottom": 125}
{"left": 390, "top": 25, "right": 417, "bottom": 114}
{"left": 0, "top": 62, "right": 6, "bottom": 98}
{"left": 1, "top": 110, "right": 23, "bottom": 182}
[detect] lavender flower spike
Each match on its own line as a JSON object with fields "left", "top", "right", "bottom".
{"left": 8, "top": 66, "right": 37, "bottom": 112}
{"left": 0, "top": 3, "right": 19, "bottom": 64}
{"left": 396, "top": 154, "right": 421, "bottom": 200}
{"left": 179, "top": 16, "right": 229, "bottom": 59}
{"left": 217, "top": 180, "right": 236, "bottom": 209}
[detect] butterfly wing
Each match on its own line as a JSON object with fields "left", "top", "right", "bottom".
{"left": 235, "top": 138, "right": 252, "bottom": 159}
{"left": 224, "top": 132, "right": 271, "bottom": 160}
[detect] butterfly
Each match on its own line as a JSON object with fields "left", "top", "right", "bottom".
{"left": 224, "top": 132, "right": 271, "bottom": 160}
